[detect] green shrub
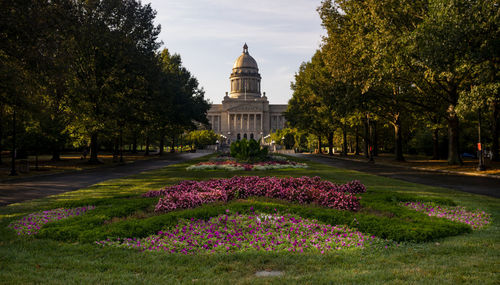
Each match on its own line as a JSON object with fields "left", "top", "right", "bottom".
{"left": 230, "top": 138, "right": 268, "bottom": 162}
{"left": 35, "top": 195, "right": 471, "bottom": 244}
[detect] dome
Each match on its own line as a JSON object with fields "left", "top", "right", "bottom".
{"left": 229, "top": 43, "right": 262, "bottom": 99}
{"left": 232, "top": 43, "right": 258, "bottom": 70}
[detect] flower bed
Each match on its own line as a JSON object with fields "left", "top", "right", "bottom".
{"left": 401, "top": 202, "right": 490, "bottom": 229}
{"left": 143, "top": 176, "right": 366, "bottom": 212}
{"left": 186, "top": 160, "right": 308, "bottom": 171}
{"left": 8, "top": 206, "right": 96, "bottom": 235}
{"left": 96, "top": 211, "right": 377, "bottom": 254}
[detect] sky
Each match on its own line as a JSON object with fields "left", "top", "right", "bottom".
{"left": 144, "top": 0, "right": 326, "bottom": 104}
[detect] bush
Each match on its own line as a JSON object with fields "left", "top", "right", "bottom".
{"left": 230, "top": 138, "right": 268, "bottom": 162}
{"left": 35, "top": 198, "right": 471, "bottom": 244}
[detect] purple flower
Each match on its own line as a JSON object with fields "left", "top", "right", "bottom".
{"left": 144, "top": 176, "right": 367, "bottom": 213}
{"left": 8, "top": 206, "right": 96, "bottom": 236}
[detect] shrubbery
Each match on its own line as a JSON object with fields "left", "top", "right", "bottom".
{"left": 20, "top": 179, "right": 475, "bottom": 244}
{"left": 33, "top": 197, "right": 472, "bottom": 244}
{"left": 230, "top": 138, "right": 268, "bottom": 162}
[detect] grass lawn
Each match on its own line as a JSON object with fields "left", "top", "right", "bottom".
{"left": 0, "top": 155, "right": 498, "bottom": 284}
{"left": 0, "top": 151, "right": 169, "bottom": 181}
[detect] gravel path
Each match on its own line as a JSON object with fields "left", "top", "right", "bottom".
{"left": 0, "top": 152, "right": 209, "bottom": 206}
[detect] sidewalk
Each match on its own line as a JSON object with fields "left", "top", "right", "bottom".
{"left": 0, "top": 152, "right": 210, "bottom": 206}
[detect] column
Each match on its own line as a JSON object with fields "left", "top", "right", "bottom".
{"left": 227, "top": 113, "right": 230, "bottom": 132}
{"left": 260, "top": 113, "right": 263, "bottom": 131}
{"left": 246, "top": 114, "right": 249, "bottom": 130}
{"left": 240, "top": 114, "right": 243, "bottom": 130}
{"left": 253, "top": 114, "right": 256, "bottom": 131}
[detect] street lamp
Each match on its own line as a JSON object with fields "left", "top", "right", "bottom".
{"left": 477, "top": 108, "right": 486, "bottom": 171}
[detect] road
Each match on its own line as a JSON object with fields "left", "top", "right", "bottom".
{"left": 293, "top": 154, "right": 500, "bottom": 198}
{"left": 0, "top": 152, "right": 209, "bottom": 206}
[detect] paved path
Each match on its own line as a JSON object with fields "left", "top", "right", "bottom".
{"left": 293, "top": 154, "right": 500, "bottom": 198}
{"left": 0, "top": 152, "right": 209, "bottom": 206}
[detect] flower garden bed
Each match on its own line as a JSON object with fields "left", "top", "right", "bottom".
{"left": 8, "top": 206, "right": 95, "bottom": 235}
{"left": 96, "top": 211, "right": 378, "bottom": 254}
{"left": 401, "top": 202, "right": 491, "bottom": 230}
{"left": 187, "top": 154, "right": 307, "bottom": 171}
{"left": 143, "top": 176, "right": 366, "bottom": 212}
{"left": 186, "top": 160, "right": 308, "bottom": 171}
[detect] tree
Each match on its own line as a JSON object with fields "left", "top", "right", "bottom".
{"left": 150, "top": 49, "right": 210, "bottom": 154}
{"left": 185, "top": 130, "right": 219, "bottom": 149}
{"left": 68, "top": 0, "right": 160, "bottom": 163}
{"left": 0, "top": 0, "right": 56, "bottom": 173}
{"left": 318, "top": 0, "right": 497, "bottom": 164}
{"left": 286, "top": 59, "right": 332, "bottom": 154}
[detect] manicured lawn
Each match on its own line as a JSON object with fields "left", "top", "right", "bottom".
{"left": 0, "top": 155, "right": 498, "bottom": 284}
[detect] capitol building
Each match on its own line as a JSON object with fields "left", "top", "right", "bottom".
{"left": 207, "top": 44, "right": 287, "bottom": 143}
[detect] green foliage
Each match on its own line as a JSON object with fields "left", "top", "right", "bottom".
{"left": 37, "top": 197, "right": 157, "bottom": 242}
{"left": 0, "top": 0, "right": 211, "bottom": 160}
{"left": 229, "top": 139, "right": 268, "bottom": 162}
{"left": 270, "top": 128, "right": 298, "bottom": 149}
{"left": 35, "top": 193, "right": 469, "bottom": 244}
{"left": 0, "top": 156, "right": 498, "bottom": 284}
{"left": 184, "top": 130, "right": 219, "bottom": 149}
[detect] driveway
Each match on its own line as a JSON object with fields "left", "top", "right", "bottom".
{"left": 293, "top": 154, "right": 500, "bottom": 198}
{"left": 0, "top": 152, "right": 209, "bottom": 206}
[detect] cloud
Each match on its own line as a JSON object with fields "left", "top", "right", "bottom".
{"left": 144, "top": 0, "right": 325, "bottom": 104}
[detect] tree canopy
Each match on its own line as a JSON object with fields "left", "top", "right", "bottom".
{"left": 0, "top": 0, "right": 210, "bottom": 168}
{"left": 287, "top": 0, "right": 499, "bottom": 164}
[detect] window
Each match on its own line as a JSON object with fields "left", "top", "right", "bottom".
{"left": 250, "top": 133, "right": 254, "bottom": 140}
{"left": 244, "top": 133, "right": 247, "bottom": 139}
{"left": 237, "top": 133, "right": 241, "bottom": 140}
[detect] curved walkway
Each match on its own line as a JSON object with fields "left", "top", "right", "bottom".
{"left": 0, "top": 152, "right": 209, "bottom": 206}
{"left": 293, "top": 154, "right": 500, "bottom": 198}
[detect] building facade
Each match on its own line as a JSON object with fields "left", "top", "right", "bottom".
{"left": 207, "top": 44, "right": 287, "bottom": 143}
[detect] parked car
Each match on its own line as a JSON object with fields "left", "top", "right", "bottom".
{"left": 461, "top": 152, "right": 476, "bottom": 158}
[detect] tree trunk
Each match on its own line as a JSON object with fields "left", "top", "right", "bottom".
{"left": 119, "top": 127, "right": 123, "bottom": 163}
{"left": 0, "top": 106, "right": 3, "bottom": 164}
{"left": 159, "top": 133, "right": 165, "bottom": 156}
{"left": 327, "top": 132, "right": 333, "bottom": 156}
{"left": 491, "top": 101, "right": 499, "bottom": 161}
{"left": 394, "top": 115, "right": 405, "bottom": 161}
{"left": 355, "top": 126, "right": 360, "bottom": 155}
{"left": 373, "top": 121, "right": 378, "bottom": 156}
{"left": 364, "top": 116, "right": 369, "bottom": 158}
{"left": 170, "top": 135, "right": 176, "bottom": 153}
{"left": 132, "top": 133, "right": 138, "bottom": 154}
{"left": 144, "top": 135, "right": 150, "bottom": 156}
{"left": 89, "top": 132, "right": 99, "bottom": 163}
{"left": 447, "top": 104, "right": 462, "bottom": 165}
{"left": 432, "top": 128, "right": 440, "bottom": 160}
{"left": 113, "top": 137, "right": 119, "bottom": 162}
{"left": 51, "top": 148, "right": 61, "bottom": 161}
{"left": 9, "top": 109, "right": 17, "bottom": 175}
{"left": 342, "top": 123, "right": 348, "bottom": 156}
{"left": 317, "top": 135, "right": 322, "bottom": 154}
